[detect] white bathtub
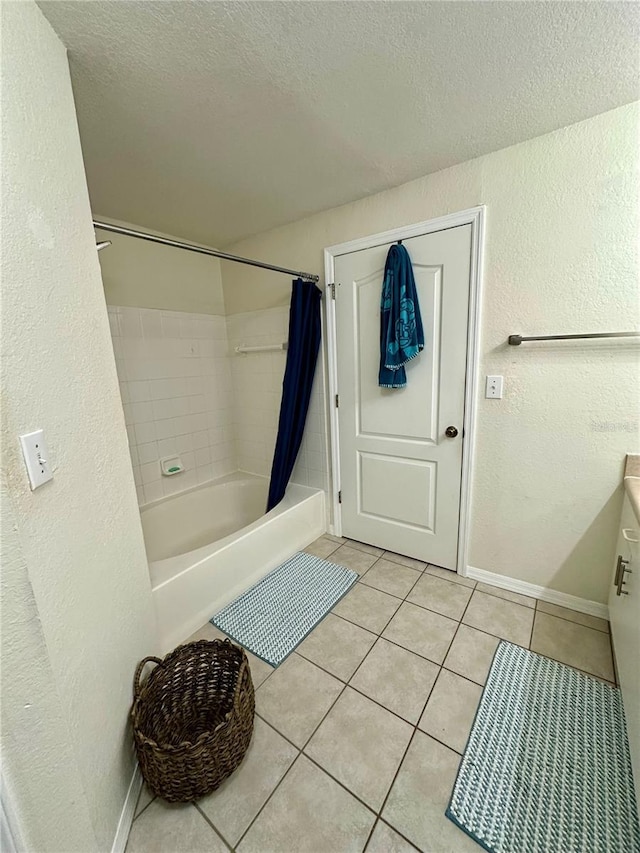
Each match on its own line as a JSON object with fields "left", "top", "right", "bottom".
{"left": 141, "top": 472, "right": 325, "bottom": 651}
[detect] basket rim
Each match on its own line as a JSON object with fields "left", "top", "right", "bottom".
{"left": 131, "top": 638, "right": 249, "bottom": 754}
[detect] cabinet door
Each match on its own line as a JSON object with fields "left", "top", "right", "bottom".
{"left": 609, "top": 494, "right": 640, "bottom": 810}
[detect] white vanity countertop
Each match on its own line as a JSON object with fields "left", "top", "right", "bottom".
{"left": 624, "top": 453, "right": 640, "bottom": 525}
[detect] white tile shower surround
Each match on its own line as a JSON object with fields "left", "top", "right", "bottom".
{"left": 108, "top": 306, "right": 237, "bottom": 505}
{"left": 126, "top": 538, "right": 615, "bottom": 853}
{"left": 226, "top": 307, "right": 328, "bottom": 492}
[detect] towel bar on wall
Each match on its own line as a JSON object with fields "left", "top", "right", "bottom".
{"left": 234, "top": 343, "right": 288, "bottom": 354}
{"left": 508, "top": 331, "right": 640, "bottom": 346}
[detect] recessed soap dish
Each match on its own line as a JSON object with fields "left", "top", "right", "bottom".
{"left": 160, "top": 455, "right": 184, "bottom": 476}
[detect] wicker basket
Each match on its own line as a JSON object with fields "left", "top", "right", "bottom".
{"left": 131, "top": 639, "right": 255, "bottom": 802}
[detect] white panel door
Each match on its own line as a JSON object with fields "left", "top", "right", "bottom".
{"left": 335, "top": 225, "right": 471, "bottom": 569}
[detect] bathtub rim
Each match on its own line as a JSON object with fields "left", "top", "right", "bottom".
{"left": 145, "top": 473, "right": 323, "bottom": 591}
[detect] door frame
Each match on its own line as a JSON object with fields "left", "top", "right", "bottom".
{"left": 323, "top": 205, "right": 485, "bottom": 578}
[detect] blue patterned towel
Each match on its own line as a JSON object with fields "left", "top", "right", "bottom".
{"left": 379, "top": 243, "right": 424, "bottom": 388}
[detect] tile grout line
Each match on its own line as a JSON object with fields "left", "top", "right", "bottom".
{"left": 366, "top": 818, "right": 422, "bottom": 852}
{"left": 309, "top": 541, "right": 610, "bottom": 634}
{"left": 374, "top": 727, "right": 427, "bottom": 838}
{"left": 343, "top": 575, "right": 424, "bottom": 685}
{"left": 131, "top": 790, "right": 155, "bottom": 823}
{"left": 210, "top": 576, "right": 610, "bottom": 688}
{"left": 371, "top": 590, "right": 481, "bottom": 846}
{"left": 180, "top": 540, "right": 614, "bottom": 852}
{"left": 534, "top": 606, "right": 610, "bottom": 634}
{"left": 303, "top": 593, "right": 465, "bottom": 833}
{"left": 247, "top": 657, "right": 352, "bottom": 841}
{"left": 528, "top": 603, "right": 537, "bottom": 649}
{"left": 292, "top": 627, "right": 488, "bottom": 729}
{"left": 361, "top": 819, "right": 379, "bottom": 853}
{"left": 193, "top": 802, "right": 235, "bottom": 852}
{"left": 358, "top": 566, "right": 424, "bottom": 600}
{"left": 343, "top": 539, "right": 386, "bottom": 559}
{"left": 231, "top": 748, "right": 303, "bottom": 851}
{"left": 327, "top": 605, "right": 494, "bottom": 669}
{"left": 241, "top": 576, "right": 466, "bottom": 851}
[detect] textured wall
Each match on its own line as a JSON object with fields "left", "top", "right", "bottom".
{"left": 222, "top": 104, "right": 640, "bottom": 603}
{"left": 1, "top": 480, "right": 98, "bottom": 852}
{"left": 1, "top": 4, "right": 157, "bottom": 849}
{"left": 97, "top": 218, "right": 225, "bottom": 315}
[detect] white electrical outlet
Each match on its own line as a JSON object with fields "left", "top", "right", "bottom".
{"left": 19, "top": 429, "right": 53, "bottom": 490}
{"left": 485, "top": 375, "right": 504, "bottom": 399}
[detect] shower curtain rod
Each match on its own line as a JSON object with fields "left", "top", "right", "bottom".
{"left": 92, "top": 220, "right": 320, "bottom": 283}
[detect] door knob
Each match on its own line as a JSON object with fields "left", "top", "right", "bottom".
{"left": 445, "top": 426, "right": 458, "bottom": 438}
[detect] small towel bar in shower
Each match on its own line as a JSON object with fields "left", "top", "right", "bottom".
{"left": 508, "top": 331, "right": 640, "bottom": 346}
{"left": 234, "top": 343, "right": 288, "bottom": 354}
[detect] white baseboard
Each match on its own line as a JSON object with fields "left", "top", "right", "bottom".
{"left": 466, "top": 566, "right": 609, "bottom": 621}
{"left": 111, "top": 764, "right": 142, "bottom": 853}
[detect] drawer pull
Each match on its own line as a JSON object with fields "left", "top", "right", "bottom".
{"left": 622, "top": 528, "right": 639, "bottom": 544}
{"left": 614, "top": 554, "right": 629, "bottom": 586}
{"left": 616, "top": 560, "right": 632, "bottom": 597}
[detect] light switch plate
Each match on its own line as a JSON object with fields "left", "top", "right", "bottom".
{"left": 485, "top": 375, "right": 504, "bottom": 399}
{"left": 19, "top": 429, "right": 53, "bottom": 490}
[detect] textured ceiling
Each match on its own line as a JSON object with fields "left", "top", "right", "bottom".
{"left": 40, "top": 1, "right": 639, "bottom": 247}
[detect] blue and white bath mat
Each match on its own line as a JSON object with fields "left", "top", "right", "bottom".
{"left": 447, "top": 641, "right": 640, "bottom": 853}
{"left": 211, "top": 551, "right": 357, "bottom": 667}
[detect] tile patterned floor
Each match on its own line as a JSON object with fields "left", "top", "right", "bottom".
{"left": 127, "top": 535, "right": 615, "bottom": 853}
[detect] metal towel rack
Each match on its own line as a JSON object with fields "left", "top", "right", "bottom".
{"left": 234, "top": 342, "right": 288, "bottom": 354}
{"left": 508, "top": 331, "right": 640, "bottom": 346}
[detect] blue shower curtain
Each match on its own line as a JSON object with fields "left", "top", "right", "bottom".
{"left": 267, "top": 278, "right": 322, "bottom": 511}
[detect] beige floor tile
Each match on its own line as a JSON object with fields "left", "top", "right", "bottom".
{"left": 382, "top": 551, "right": 427, "bottom": 572}
{"left": 462, "top": 591, "right": 534, "bottom": 647}
{"left": 126, "top": 800, "right": 227, "bottom": 853}
{"left": 345, "top": 538, "right": 385, "bottom": 557}
{"left": 333, "top": 582, "right": 401, "bottom": 633}
{"left": 331, "top": 544, "right": 379, "bottom": 575}
{"left": 537, "top": 600, "right": 609, "bottom": 632}
{"left": 475, "top": 581, "right": 536, "bottom": 609}
{"left": 306, "top": 687, "right": 413, "bottom": 811}
{"left": 244, "top": 657, "right": 274, "bottom": 689}
{"left": 382, "top": 732, "right": 479, "bottom": 853}
{"left": 425, "top": 564, "right": 476, "bottom": 589}
{"left": 444, "top": 624, "right": 500, "bottom": 685}
{"left": 198, "top": 717, "right": 298, "bottom": 846}
{"left": 360, "top": 558, "right": 422, "bottom": 599}
{"left": 237, "top": 755, "right": 375, "bottom": 853}
{"left": 325, "top": 533, "right": 347, "bottom": 544}
{"left": 350, "top": 638, "right": 439, "bottom": 724}
{"left": 531, "top": 612, "right": 614, "bottom": 681}
{"left": 407, "top": 573, "right": 473, "bottom": 620}
{"left": 382, "top": 601, "right": 458, "bottom": 664}
{"left": 303, "top": 535, "right": 342, "bottom": 559}
{"left": 186, "top": 623, "right": 273, "bottom": 687}
{"left": 418, "top": 669, "right": 482, "bottom": 754}
{"left": 366, "top": 820, "right": 418, "bottom": 852}
{"left": 255, "top": 654, "right": 343, "bottom": 747}
{"left": 297, "top": 613, "right": 377, "bottom": 681}
{"left": 186, "top": 621, "right": 224, "bottom": 643}
{"left": 133, "top": 783, "right": 154, "bottom": 819}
